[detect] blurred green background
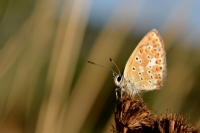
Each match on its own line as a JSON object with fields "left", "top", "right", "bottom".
{"left": 1, "top": 0, "right": 200, "bottom": 133}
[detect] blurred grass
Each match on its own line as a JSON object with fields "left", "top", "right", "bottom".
{"left": 0, "top": 1, "right": 200, "bottom": 133}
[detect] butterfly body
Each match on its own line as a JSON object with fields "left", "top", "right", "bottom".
{"left": 114, "top": 29, "right": 166, "bottom": 96}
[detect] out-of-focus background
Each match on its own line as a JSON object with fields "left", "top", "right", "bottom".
{"left": 1, "top": 0, "right": 200, "bottom": 133}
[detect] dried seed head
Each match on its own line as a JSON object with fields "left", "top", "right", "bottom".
{"left": 113, "top": 96, "right": 199, "bottom": 133}
{"left": 114, "top": 96, "right": 153, "bottom": 132}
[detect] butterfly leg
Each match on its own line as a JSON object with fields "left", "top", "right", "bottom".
{"left": 128, "top": 87, "right": 143, "bottom": 101}
{"left": 135, "top": 90, "right": 143, "bottom": 101}
{"left": 115, "top": 88, "right": 125, "bottom": 99}
{"left": 115, "top": 88, "right": 120, "bottom": 99}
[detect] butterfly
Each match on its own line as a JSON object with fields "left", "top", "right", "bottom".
{"left": 113, "top": 29, "right": 166, "bottom": 97}
{"left": 88, "top": 29, "right": 166, "bottom": 98}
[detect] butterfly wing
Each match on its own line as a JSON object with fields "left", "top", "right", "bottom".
{"left": 123, "top": 29, "right": 166, "bottom": 91}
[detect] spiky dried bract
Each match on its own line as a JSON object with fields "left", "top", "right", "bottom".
{"left": 154, "top": 113, "right": 199, "bottom": 133}
{"left": 114, "top": 96, "right": 199, "bottom": 133}
{"left": 114, "top": 96, "right": 153, "bottom": 133}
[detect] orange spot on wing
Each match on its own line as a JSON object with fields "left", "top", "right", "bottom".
{"left": 157, "top": 78, "right": 162, "bottom": 83}
{"left": 152, "top": 38, "right": 160, "bottom": 46}
{"left": 155, "top": 74, "right": 159, "bottom": 78}
{"left": 152, "top": 49, "right": 157, "bottom": 54}
{"left": 145, "top": 48, "right": 150, "bottom": 53}
{"left": 139, "top": 48, "right": 144, "bottom": 53}
{"left": 156, "top": 59, "right": 162, "bottom": 64}
{"left": 153, "top": 40, "right": 157, "bottom": 44}
{"left": 155, "top": 73, "right": 162, "bottom": 83}
{"left": 156, "top": 66, "right": 162, "bottom": 71}
{"left": 148, "top": 46, "right": 151, "bottom": 49}
{"left": 155, "top": 53, "right": 160, "bottom": 58}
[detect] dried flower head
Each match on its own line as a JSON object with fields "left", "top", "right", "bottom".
{"left": 114, "top": 95, "right": 153, "bottom": 133}
{"left": 114, "top": 95, "right": 199, "bottom": 133}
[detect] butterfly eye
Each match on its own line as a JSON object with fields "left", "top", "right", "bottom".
{"left": 117, "top": 76, "right": 122, "bottom": 82}
{"left": 114, "top": 75, "right": 122, "bottom": 87}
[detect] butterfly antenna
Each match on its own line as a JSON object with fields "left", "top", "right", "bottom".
{"left": 87, "top": 61, "right": 118, "bottom": 75}
{"left": 109, "top": 58, "right": 121, "bottom": 76}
